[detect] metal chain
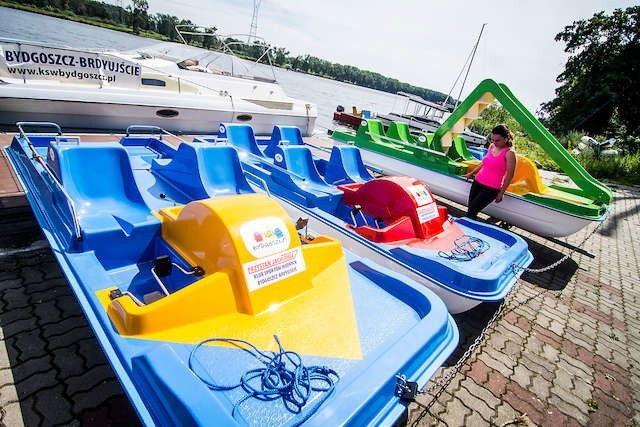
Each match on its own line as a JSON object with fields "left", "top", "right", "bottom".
{"left": 512, "top": 216, "right": 606, "bottom": 273}
{"left": 412, "top": 212, "right": 610, "bottom": 414}
{"left": 417, "top": 280, "right": 518, "bottom": 409}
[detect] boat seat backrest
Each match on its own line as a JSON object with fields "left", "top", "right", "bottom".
{"left": 218, "top": 123, "right": 264, "bottom": 158}
{"left": 47, "top": 143, "right": 159, "bottom": 268}
{"left": 197, "top": 145, "right": 254, "bottom": 195}
{"left": 274, "top": 146, "right": 327, "bottom": 185}
{"left": 412, "top": 132, "right": 433, "bottom": 150}
{"left": 324, "top": 146, "right": 373, "bottom": 185}
{"left": 152, "top": 143, "right": 253, "bottom": 199}
{"left": 385, "top": 122, "right": 413, "bottom": 143}
{"left": 49, "top": 143, "right": 147, "bottom": 210}
{"left": 447, "top": 136, "right": 475, "bottom": 161}
{"left": 356, "top": 119, "right": 386, "bottom": 144}
{"left": 264, "top": 126, "right": 304, "bottom": 158}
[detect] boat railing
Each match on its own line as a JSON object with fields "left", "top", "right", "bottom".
{"left": 364, "top": 131, "right": 447, "bottom": 158}
{"left": 175, "top": 26, "right": 278, "bottom": 82}
{"left": 125, "top": 125, "right": 189, "bottom": 145}
{"left": 16, "top": 122, "right": 83, "bottom": 241}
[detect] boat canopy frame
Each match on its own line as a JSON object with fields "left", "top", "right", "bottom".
{"left": 174, "top": 25, "right": 278, "bottom": 83}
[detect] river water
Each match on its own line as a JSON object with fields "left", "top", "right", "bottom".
{"left": 0, "top": 6, "right": 402, "bottom": 133}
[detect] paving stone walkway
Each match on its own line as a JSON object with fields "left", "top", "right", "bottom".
{"left": 409, "top": 183, "right": 640, "bottom": 426}
{"left": 0, "top": 183, "right": 638, "bottom": 426}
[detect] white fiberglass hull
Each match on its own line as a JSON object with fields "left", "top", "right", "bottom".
{"left": 0, "top": 85, "right": 316, "bottom": 135}
{"left": 354, "top": 147, "right": 601, "bottom": 237}
{"left": 421, "top": 284, "right": 482, "bottom": 314}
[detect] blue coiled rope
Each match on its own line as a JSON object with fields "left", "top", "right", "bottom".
{"left": 438, "top": 235, "right": 490, "bottom": 261}
{"left": 188, "top": 335, "right": 339, "bottom": 425}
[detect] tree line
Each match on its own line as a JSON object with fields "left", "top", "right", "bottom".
{"left": 11, "top": 0, "right": 449, "bottom": 103}
{"left": 541, "top": 5, "right": 639, "bottom": 150}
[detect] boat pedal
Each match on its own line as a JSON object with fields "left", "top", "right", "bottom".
{"left": 295, "top": 217, "right": 312, "bottom": 241}
{"left": 143, "top": 291, "right": 166, "bottom": 304}
{"left": 350, "top": 205, "right": 368, "bottom": 227}
{"left": 108, "top": 288, "right": 145, "bottom": 306}
{"left": 154, "top": 255, "right": 205, "bottom": 278}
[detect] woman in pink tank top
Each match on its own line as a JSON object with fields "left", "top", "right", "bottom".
{"left": 463, "top": 124, "right": 516, "bottom": 220}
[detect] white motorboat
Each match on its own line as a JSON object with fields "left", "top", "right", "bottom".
{"left": 0, "top": 35, "right": 317, "bottom": 135}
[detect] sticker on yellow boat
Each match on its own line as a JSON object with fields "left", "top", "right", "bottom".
{"left": 243, "top": 247, "right": 306, "bottom": 291}
{"left": 240, "top": 216, "right": 290, "bottom": 257}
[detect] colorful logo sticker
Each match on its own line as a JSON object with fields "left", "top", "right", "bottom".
{"left": 240, "top": 217, "right": 290, "bottom": 258}
{"left": 219, "top": 124, "right": 226, "bottom": 134}
{"left": 408, "top": 184, "right": 433, "bottom": 206}
{"left": 274, "top": 153, "right": 284, "bottom": 163}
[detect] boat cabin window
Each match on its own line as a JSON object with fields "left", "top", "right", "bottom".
{"left": 142, "top": 78, "right": 167, "bottom": 87}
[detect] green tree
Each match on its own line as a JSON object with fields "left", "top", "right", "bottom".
{"left": 132, "top": 0, "right": 149, "bottom": 34}
{"left": 202, "top": 27, "right": 219, "bottom": 50}
{"left": 272, "top": 47, "right": 289, "bottom": 66}
{"left": 543, "top": 6, "right": 640, "bottom": 148}
{"left": 154, "top": 13, "right": 179, "bottom": 40}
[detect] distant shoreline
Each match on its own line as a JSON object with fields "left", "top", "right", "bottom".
{"left": 0, "top": 2, "right": 166, "bottom": 41}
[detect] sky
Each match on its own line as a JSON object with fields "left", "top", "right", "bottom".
{"left": 129, "top": 0, "right": 635, "bottom": 112}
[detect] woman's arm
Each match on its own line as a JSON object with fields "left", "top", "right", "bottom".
{"left": 495, "top": 150, "right": 516, "bottom": 203}
{"left": 464, "top": 144, "right": 490, "bottom": 180}
{"left": 463, "top": 163, "right": 483, "bottom": 180}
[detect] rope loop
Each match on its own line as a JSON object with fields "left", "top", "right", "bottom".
{"left": 189, "top": 335, "right": 339, "bottom": 423}
{"left": 438, "top": 235, "right": 490, "bottom": 261}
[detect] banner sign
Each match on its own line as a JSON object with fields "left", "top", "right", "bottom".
{"left": 0, "top": 42, "right": 142, "bottom": 88}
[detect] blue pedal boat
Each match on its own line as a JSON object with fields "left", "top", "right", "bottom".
{"left": 198, "top": 123, "right": 533, "bottom": 314}
{"left": 5, "top": 122, "right": 458, "bottom": 426}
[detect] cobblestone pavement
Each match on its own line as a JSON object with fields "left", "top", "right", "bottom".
{"left": 0, "top": 183, "right": 638, "bottom": 426}
{"left": 408, "top": 183, "right": 640, "bottom": 426}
